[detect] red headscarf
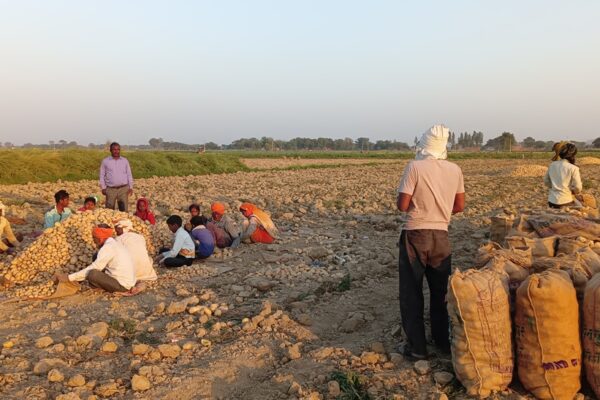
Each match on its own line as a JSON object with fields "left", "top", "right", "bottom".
{"left": 134, "top": 198, "right": 156, "bottom": 225}
{"left": 239, "top": 202, "right": 255, "bottom": 215}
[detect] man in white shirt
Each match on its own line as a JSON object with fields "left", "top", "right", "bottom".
{"left": 53, "top": 224, "right": 136, "bottom": 293}
{"left": 156, "top": 215, "right": 195, "bottom": 268}
{"left": 544, "top": 142, "right": 582, "bottom": 208}
{"left": 114, "top": 219, "right": 157, "bottom": 282}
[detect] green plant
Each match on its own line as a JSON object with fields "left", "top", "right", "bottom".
{"left": 109, "top": 318, "right": 138, "bottom": 339}
{"left": 330, "top": 370, "right": 371, "bottom": 400}
{"left": 337, "top": 274, "right": 352, "bottom": 292}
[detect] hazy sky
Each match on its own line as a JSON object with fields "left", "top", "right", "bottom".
{"left": 1, "top": 1, "right": 599, "bottom": 145}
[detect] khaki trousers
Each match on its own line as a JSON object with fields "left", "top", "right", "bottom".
{"left": 105, "top": 186, "right": 129, "bottom": 212}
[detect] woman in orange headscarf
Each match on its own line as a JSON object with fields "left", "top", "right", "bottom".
{"left": 239, "top": 202, "right": 279, "bottom": 244}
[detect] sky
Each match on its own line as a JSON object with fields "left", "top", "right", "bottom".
{"left": 1, "top": 0, "right": 599, "bottom": 146}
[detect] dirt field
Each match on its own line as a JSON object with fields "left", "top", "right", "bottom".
{"left": 1, "top": 159, "right": 598, "bottom": 400}
{"left": 240, "top": 158, "right": 402, "bottom": 169}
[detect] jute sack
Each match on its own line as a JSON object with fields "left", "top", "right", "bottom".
{"left": 556, "top": 237, "right": 590, "bottom": 256}
{"left": 505, "top": 236, "right": 557, "bottom": 258}
{"left": 448, "top": 269, "right": 513, "bottom": 397}
{"left": 476, "top": 242, "right": 533, "bottom": 268}
{"left": 515, "top": 270, "right": 581, "bottom": 400}
{"left": 578, "top": 247, "right": 600, "bottom": 276}
{"left": 483, "top": 256, "right": 529, "bottom": 290}
{"left": 583, "top": 274, "right": 600, "bottom": 398}
{"left": 490, "top": 215, "right": 514, "bottom": 246}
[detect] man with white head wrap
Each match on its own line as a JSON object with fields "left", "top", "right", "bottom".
{"left": 114, "top": 219, "right": 157, "bottom": 283}
{"left": 0, "top": 201, "right": 23, "bottom": 254}
{"left": 395, "top": 125, "right": 465, "bottom": 360}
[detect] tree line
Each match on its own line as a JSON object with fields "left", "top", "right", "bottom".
{"left": 1, "top": 133, "right": 599, "bottom": 152}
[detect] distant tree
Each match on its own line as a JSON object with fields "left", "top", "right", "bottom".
{"left": 522, "top": 137, "right": 536, "bottom": 148}
{"left": 149, "top": 138, "right": 164, "bottom": 148}
{"left": 68, "top": 141, "right": 78, "bottom": 147}
{"left": 593, "top": 138, "right": 600, "bottom": 148}
{"left": 4, "top": 142, "right": 13, "bottom": 148}
{"left": 49, "top": 140, "right": 55, "bottom": 150}
{"left": 484, "top": 132, "right": 516, "bottom": 151}
{"left": 355, "top": 137, "right": 371, "bottom": 151}
{"left": 58, "top": 140, "right": 67, "bottom": 148}
{"left": 204, "top": 142, "right": 221, "bottom": 150}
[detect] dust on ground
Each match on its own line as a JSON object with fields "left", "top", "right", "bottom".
{"left": 1, "top": 159, "right": 599, "bottom": 400}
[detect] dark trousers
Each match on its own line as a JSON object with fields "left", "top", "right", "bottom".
{"left": 105, "top": 185, "right": 129, "bottom": 212}
{"left": 398, "top": 229, "right": 451, "bottom": 355}
{"left": 548, "top": 201, "right": 574, "bottom": 209}
{"left": 87, "top": 270, "right": 127, "bottom": 293}
{"left": 159, "top": 247, "right": 194, "bottom": 268}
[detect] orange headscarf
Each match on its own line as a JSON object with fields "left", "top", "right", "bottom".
{"left": 239, "top": 202, "right": 279, "bottom": 239}
{"left": 211, "top": 202, "right": 226, "bottom": 215}
{"left": 92, "top": 227, "right": 114, "bottom": 240}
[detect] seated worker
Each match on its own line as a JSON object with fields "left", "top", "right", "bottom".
{"left": 53, "top": 224, "right": 136, "bottom": 293}
{"left": 239, "top": 202, "right": 279, "bottom": 244}
{"left": 44, "top": 190, "right": 73, "bottom": 228}
{"left": 184, "top": 204, "right": 201, "bottom": 231}
{"left": 190, "top": 215, "right": 215, "bottom": 259}
{"left": 78, "top": 196, "right": 98, "bottom": 212}
{"left": 544, "top": 142, "right": 582, "bottom": 208}
{"left": 0, "top": 201, "right": 23, "bottom": 255}
{"left": 114, "top": 219, "right": 157, "bottom": 282}
{"left": 156, "top": 215, "right": 195, "bottom": 267}
{"left": 207, "top": 202, "right": 240, "bottom": 248}
{"left": 134, "top": 197, "right": 156, "bottom": 225}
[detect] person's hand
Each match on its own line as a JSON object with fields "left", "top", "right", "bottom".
{"left": 184, "top": 222, "right": 192, "bottom": 231}
{"left": 52, "top": 273, "right": 69, "bottom": 283}
{"left": 101, "top": 189, "right": 107, "bottom": 196}
{"left": 128, "top": 189, "right": 133, "bottom": 197}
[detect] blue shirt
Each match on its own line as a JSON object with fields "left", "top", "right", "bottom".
{"left": 44, "top": 206, "right": 72, "bottom": 229}
{"left": 190, "top": 226, "right": 215, "bottom": 258}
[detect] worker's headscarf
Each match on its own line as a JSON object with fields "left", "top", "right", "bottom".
{"left": 239, "top": 202, "right": 279, "bottom": 239}
{"left": 115, "top": 219, "right": 133, "bottom": 233}
{"left": 559, "top": 143, "right": 578, "bottom": 164}
{"left": 239, "top": 203, "right": 255, "bottom": 215}
{"left": 134, "top": 197, "right": 152, "bottom": 220}
{"left": 92, "top": 226, "right": 114, "bottom": 240}
{"left": 552, "top": 141, "right": 568, "bottom": 161}
{"left": 415, "top": 125, "right": 450, "bottom": 160}
{"left": 211, "top": 202, "right": 226, "bottom": 215}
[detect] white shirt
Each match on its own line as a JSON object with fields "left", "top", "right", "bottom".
{"left": 116, "top": 231, "right": 157, "bottom": 281}
{"left": 160, "top": 227, "right": 195, "bottom": 259}
{"left": 544, "top": 159, "right": 582, "bottom": 205}
{"left": 69, "top": 237, "right": 136, "bottom": 289}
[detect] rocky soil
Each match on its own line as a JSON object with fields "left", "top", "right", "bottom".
{"left": 1, "top": 159, "right": 599, "bottom": 400}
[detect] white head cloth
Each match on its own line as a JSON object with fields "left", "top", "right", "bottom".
{"left": 115, "top": 219, "right": 133, "bottom": 232}
{"left": 415, "top": 124, "right": 450, "bottom": 160}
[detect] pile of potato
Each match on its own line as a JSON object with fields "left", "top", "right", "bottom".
{"left": 4, "top": 209, "right": 156, "bottom": 297}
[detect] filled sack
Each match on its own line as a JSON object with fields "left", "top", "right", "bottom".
{"left": 583, "top": 274, "right": 600, "bottom": 399}
{"left": 447, "top": 269, "right": 513, "bottom": 397}
{"left": 515, "top": 270, "right": 581, "bottom": 400}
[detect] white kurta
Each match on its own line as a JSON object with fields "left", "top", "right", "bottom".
{"left": 116, "top": 231, "right": 157, "bottom": 281}
{"left": 68, "top": 237, "right": 136, "bottom": 289}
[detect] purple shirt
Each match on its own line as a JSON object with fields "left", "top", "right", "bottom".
{"left": 100, "top": 156, "right": 134, "bottom": 189}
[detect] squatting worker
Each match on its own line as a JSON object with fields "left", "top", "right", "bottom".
{"left": 100, "top": 142, "right": 134, "bottom": 212}
{"left": 396, "top": 124, "right": 465, "bottom": 360}
{"left": 114, "top": 219, "right": 157, "bottom": 282}
{"left": 53, "top": 224, "right": 136, "bottom": 293}
{"left": 544, "top": 142, "right": 582, "bottom": 209}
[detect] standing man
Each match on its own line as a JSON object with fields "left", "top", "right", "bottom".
{"left": 100, "top": 142, "right": 134, "bottom": 212}
{"left": 396, "top": 125, "right": 465, "bottom": 360}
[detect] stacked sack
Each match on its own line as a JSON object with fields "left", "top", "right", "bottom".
{"left": 450, "top": 209, "right": 600, "bottom": 398}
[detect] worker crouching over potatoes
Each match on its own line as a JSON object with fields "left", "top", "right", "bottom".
{"left": 52, "top": 224, "right": 136, "bottom": 293}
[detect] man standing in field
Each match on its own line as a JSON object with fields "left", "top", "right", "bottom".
{"left": 396, "top": 125, "right": 465, "bottom": 360}
{"left": 100, "top": 142, "right": 134, "bottom": 212}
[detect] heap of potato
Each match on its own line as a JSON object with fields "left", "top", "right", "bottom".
{"left": 4, "top": 209, "right": 157, "bottom": 297}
